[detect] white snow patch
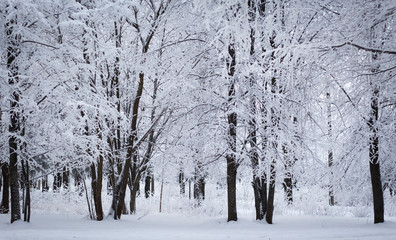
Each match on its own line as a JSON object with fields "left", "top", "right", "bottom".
{"left": 1, "top": 213, "right": 395, "bottom": 240}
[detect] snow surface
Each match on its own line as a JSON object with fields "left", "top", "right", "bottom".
{"left": 1, "top": 213, "right": 395, "bottom": 240}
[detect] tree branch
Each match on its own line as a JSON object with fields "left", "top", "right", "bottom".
{"left": 22, "top": 40, "right": 58, "bottom": 49}
{"left": 332, "top": 42, "right": 396, "bottom": 55}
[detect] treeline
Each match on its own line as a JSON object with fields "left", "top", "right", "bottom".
{"left": 0, "top": 0, "right": 395, "bottom": 224}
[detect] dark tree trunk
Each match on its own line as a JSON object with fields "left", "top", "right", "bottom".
{"left": 90, "top": 156, "right": 103, "bottom": 221}
{"left": 9, "top": 134, "right": 20, "bottom": 223}
{"left": 368, "top": 85, "right": 384, "bottom": 224}
{"left": 72, "top": 171, "right": 82, "bottom": 196}
{"left": 178, "top": 167, "right": 185, "bottom": 195}
{"left": 283, "top": 175, "right": 293, "bottom": 204}
{"left": 145, "top": 172, "right": 153, "bottom": 198}
{"left": 129, "top": 181, "right": 139, "bottom": 214}
{"left": 282, "top": 145, "right": 293, "bottom": 205}
{"left": 112, "top": 72, "right": 144, "bottom": 219}
{"left": 7, "top": 13, "right": 21, "bottom": 224}
{"left": 0, "top": 163, "right": 10, "bottom": 213}
{"left": 248, "top": 0, "right": 269, "bottom": 221}
{"left": 227, "top": 161, "right": 237, "bottom": 222}
{"left": 22, "top": 160, "right": 30, "bottom": 222}
{"left": 151, "top": 173, "right": 155, "bottom": 195}
{"left": 266, "top": 159, "right": 276, "bottom": 224}
{"left": 367, "top": 5, "right": 384, "bottom": 224}
{"left": 226, "top": 44, "right": 238, "bottom": 222}
{"left": 62, "top": 167, "right": 69, "bottom": 190}
{"left": 129, "top": 73, "right": 159, "bottom": 212}
{"left": 53, "top": 172, "right": 62, "bottom": 192}
{"left": 259, "top": 85, "right": 269, "bottom": 221}
{"left": 193, "top": 164, "right": 205, "bottom": 204}
{"left": 252, "top": 174, "right": 267, "bottom": 220}
{"left": 188, "top": 179, "right": 192, "bottom": 199}
{"left": 144, "top": 78, "right": 158, "bottom": 199}
{"left": 247, "top": 1, "right": 265, "bottom": 219}
{"left": 248, "top": 74, "right": 267, "bottom": 218}
{"left": 42, "top": 175, "right": 49, "bottom": 192}
{"left": 265, "top": 73, "right": 279, "bottom": 224}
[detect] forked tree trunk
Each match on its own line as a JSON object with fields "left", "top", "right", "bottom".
{"left": 265, "top": 73, "right": 279, "bottom": 224}
{"left": 248, "top": 0, "right": 265, "bottom": 219}
{"left": 113, "top": 72, "right": 144, "bottom": 219}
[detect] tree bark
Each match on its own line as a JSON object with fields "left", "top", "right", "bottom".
{"left": 368, "top": 84, "right": 384, "bottom": 224}
{"left": 367, "top": 19, "right": 384, "bottom": 223}
{"left": 22, "top": 160, "right": 30, "bottom": 222}
{"left": 194, "top": 163, "right": 205, "bottom": 204}
{"left": 145, "top": 171, "right": 153, "bottom": 198}
{"left": 62, "top": 167, "right": 69, "bottom": 190}
{"left": 265, "top": 74, "right": 279, "bottom": 224}
{"left": 248, "top": 0, "right": 267, "bottom": 220}
{"left": 327, "top": 93, "right": 335, "bottom": 206}
{"left": 178, "top": 167, "right": 185, "bottom": 195}
{"left": 282, "top": 145, "right": 293, "bottom": 205}
{"left": 7, "top": 12, "right": 21, "bottom": 224}
{"left": 0, "top": 163, "right": 10, "bottom": 213}
{"left": 226, "top": 44, "right": 238, "bottom": 222}
{"left": 42, "top": 175, "right": 49, "bottom": 192}
{"left": 112, "top": 71, "right": 144, "bottom": 219}
{"left": 90, "top": 158, "right": 103, "bottom": 221}
{"left": 266, "top": 154, "right": 276, "bottom": 224}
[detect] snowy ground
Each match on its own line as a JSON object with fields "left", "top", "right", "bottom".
{"left": 1, "top": 213, "right": 396, "bottom": 240}
{"left": 1, "top": 183, "right": 396, "bottom": 240}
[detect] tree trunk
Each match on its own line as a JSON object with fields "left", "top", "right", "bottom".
{"left": 226, "top": 44, "right": 238, "bottom": 222}
{"left": 112, "top": 72, "right": 144, "bottom": 219}
{"left": 7, "top": 13, "right": 21, "bottom": 224}
{"left": 266, "top": 158, "right": 276, "bottom": 224}
{"left": 151, "top": 173, "right": 155, "bottom": 196}
{"left": 283, "top": 173, "right": 293, "bottom": 205}
{"left": 42, "top": 175, "right": 49, "bottom": 192}
{"left": 53, "top": 172, "right": 62, "bottom": 192}
{"left": 282, "top": 145, "right": 293, "bottom": 205}
{"left": 265, "top": 73, "right": 279, "bottom": 224}
{"left": 62, "top": 167, "right": 69, "bottom": 190}
{"left": 178, "top": 167, "right": 185, "bottom": 195}
{"left": 90, "top": 157, "right": 104, "bottom": 221}
{"left": 368, "top": 84, "right": 384, "bottom": 224}
{"left": 193, "top": 164, "right": 205, "bottom": 204}
{"left": 367, "top": 4, "right": 384, "bottom": 224}
{"left": 145, "top": 172, "right": 153, "bottom": 198}
{"left": 188, "top": 178, "right": 192, "bottom": 199}
{"left": 22, "top": 160, "right": 30, "bottom": 222}
{"left": 9, "top": 134, "right": 20, "bottom": 223}
{"left": 0, "top": 163, "right": 10, "bottom": 213}
{"left": 129, "top": 181, "right": 139, "bottom": 214}
{"left": 227, "top": 161, "right": 237, "bottom": 222}
{"left": 327, "top": 93, "right": 335, "bottom": 206}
